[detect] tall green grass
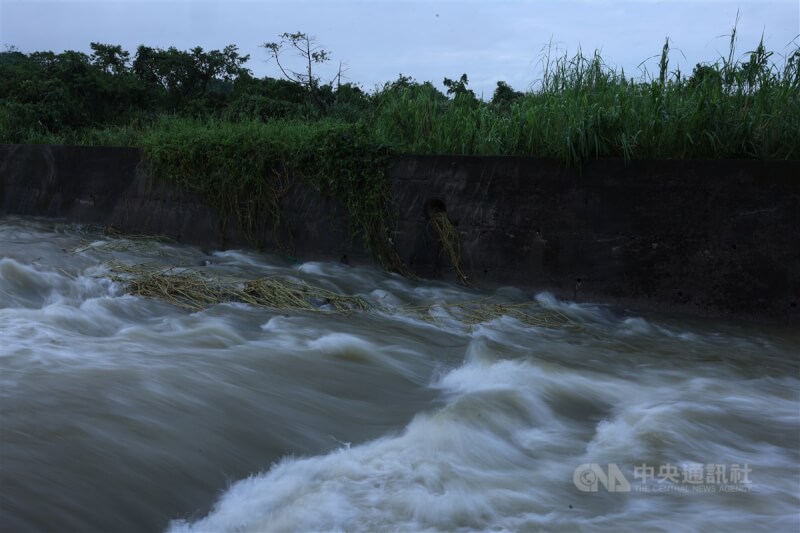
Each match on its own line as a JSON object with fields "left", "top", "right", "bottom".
{"left": 369, "top": 38, "right": 799, "bottom": 163}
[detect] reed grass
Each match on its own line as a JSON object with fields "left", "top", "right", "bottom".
{"left": 369, "top": 37, "right": 799, "bottom": 163}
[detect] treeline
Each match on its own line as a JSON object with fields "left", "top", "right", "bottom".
{"left": 1, "top": 35, "right": 798, "bottom": 160}
{"left": 0, "top": 38, "right": 484, "bottom": 143}
{"left": 0, "top": 40, "right": 366, "bottom": 140}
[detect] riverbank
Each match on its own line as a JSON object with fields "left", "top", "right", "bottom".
{"left": 1, "top": 144, "right": 797, "bottom": 323}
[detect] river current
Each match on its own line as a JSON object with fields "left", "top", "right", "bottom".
{"left": 0, "top": 216, "right": 798, "bottom": 532}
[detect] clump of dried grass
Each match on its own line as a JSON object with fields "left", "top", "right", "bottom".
{"left": 107, "top": 262, "right": 370, "bottom": 313}
{"left": 106, "top": 262, "right": 579, "bottom": 331}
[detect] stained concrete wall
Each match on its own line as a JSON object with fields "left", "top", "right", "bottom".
{"left": 0, "top": 144, "right": 354, "bottom": 256}
{"left": 1, "top": 144, "right": 798, "bottom": 323}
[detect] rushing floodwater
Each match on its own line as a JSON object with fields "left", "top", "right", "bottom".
{"left": 1, "top": 216, "right": 798, "bottom": 532}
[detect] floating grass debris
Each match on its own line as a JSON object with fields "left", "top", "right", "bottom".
{"left": 67, "top": 229, "right": 176, "bottom": 256}
{"left": 416, "top": 299, "right": 575, "bottom": 329}
{"left": 105, "top": 262, "right": 581, "bottom": 331}
{"left": 107, "top": 262, "right": 370, "bottom": 313}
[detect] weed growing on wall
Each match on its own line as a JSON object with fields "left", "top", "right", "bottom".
{"left": 306, "top": 124, "right": 409, "bottom": 274}
{"left": 140, "top": 118, "right": 306, "bottom": 251}
{"left": 139, "top": 117, "right": 407, "bottom": 271}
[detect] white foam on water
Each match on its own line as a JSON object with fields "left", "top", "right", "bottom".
{"left": 212, "top": 249, "right": 272, "bottom": 267}
{"left": 168, "top": 356, "right": 556, "bottom": 532}
{"left": 167, "top": 308, "right": 800, "bottom": 533}
{"left": 167, "top": 331, "right": 800, "bottom": 532}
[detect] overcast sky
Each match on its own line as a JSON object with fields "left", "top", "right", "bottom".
{"left": 1, "top": 1, "right": 798, "bottom": 96}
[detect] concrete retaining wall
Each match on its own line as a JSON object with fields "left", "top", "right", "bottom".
{"left": 1, "top": 144, "right": 797, "bottom": 323}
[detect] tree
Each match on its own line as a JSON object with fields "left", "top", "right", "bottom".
{"left": 132, "top": 44, "right": 249, "bottom": 111}
{"left": 443, "top": 73, "right": 478, "bottom": 108}
{"left": 132, "top": 45, "right": 196, "bottom": 109}
{"left": 491, "top": 80, "right": 523, "bottom": 108}
{"left": 688, "top": 63, "right": 722, "bottom": 90}
{"left": 89, "top": 42, "right": 130, "bottom": 75}
{"left": 191, "top": 44, "right": 250, "bottom": 95}
{"left": 261, "top": 32, "right": 331, "bottom": 93}
{"left": 442, "top": 73, "right": 475, "bottom": 100}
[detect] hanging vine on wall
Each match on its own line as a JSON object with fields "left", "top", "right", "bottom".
{"left": 140, "top": 117, "right": 409, "bottom": 274}
{"left": 305, "top": 124, "right": 410, "bottom": 275}
{"left": 140, "top": 118, "right": 300, "bottom": 252}
{"left": 429, "top": 209, "right": 470, "bottom": 285}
